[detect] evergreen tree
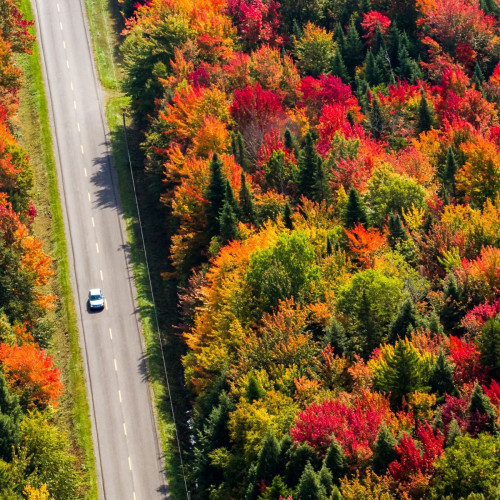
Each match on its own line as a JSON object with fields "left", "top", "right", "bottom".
{"left": 440, "top": 274, "right": 463, "bottom": 334}
{"left": 326, "top": 236, "right": 333, "bottom": 256}
{"left": 255, "top": 431, "right": 281, "bottom": 486}
{"left": 278, "top": 435, "right": 293, "bottom": 477}
{"left": 474, "top": 61, "right": 485, "bottom": 88}
{"left": 479, "top": 318, "right": 500, "bottom": 378}
{"left": 312, "top": 157, "right": 331, "bottom": 204}
{"left": 318, "top": 466, "right": 334, "bottom": 497}
{"left": 416, "top": 90, "right": 434, "bottom": 134}
{"left": 446, "top": 418, "right": 462, "bottom": 447}
{"left": 239, "top": 171, "right": 255, "bottom": 224}
{"left": 296, "top": 463, "right": 326, "bottom": 500}
{"left": 374, "top": 24, "right": 387, "bottom": 55}
{"left": 219, "top": 199, "right": 239, "bottom": 244}
{"left": 323, "top": 437, "right": 347, "bottom": 483}
{"left": 372, "top": 425, "right": 398, "bottom": 475}
{"left": 283, "top": 202, "right": 294, "bottom": 230}
{"left": 0, "top": 371, "right": 20, "bottom": 461}
{"left": 428, "top": 309, "right": 444, "bottom": 335}
{"left": 389, "top": 298, "right": 418, "bottom": 343}
{"left": 364, "top": 50, "right": 381, "bottom": 87}
{"left": 358, "top": 288, "right": 380, "bottom": 358}
{"left": 343, "top": 19, "right": 364, "bottom": 77}
{"left": 259, "top": 475, "right": 293, "bottom": 500}
{"left": 342, "top": 188, "right": 368, "bottom": 229}
{"left": 331, "top": 486, "right": 342, "bottom": 500}
{"left": 285, "top": 443, "right": 320, "bottom": 487}
{"left": 225, "top": 180, "right": 237, "bottom": 213}
{"left": 387, "top": 213, "right": 407, "bottom": 248}
{"left": 443, "top": 146, "right": 458, "bottom": 198}
{"left": 231, "top": 132, "right": 238, "bottom": 158}
{"left": 323, "top": 318, "right": 348, "bottom": 354}
{"left": 397, "top": 44, "right": 420, "bottom": 83}
{"left": 237, "top": 132, "right": 248, "bottom": 170}
{"left": 479, "top": 0, "right": 497, "bottom": 15}
{"left": 206, "top": 153, "right": 226, "bottom": 237}
{"left": 429, "top": 350, "right": 455, "bottom": 398}
{"left": 334, "top": 22, "right": 345, "bottom": 49}
{"left": 331, "top": 50, "right": 350, "bottom": 83}
{"left": 354, "top": 76, "right": 370, "bottom": 113}
{"left": 298, "top": 131, "right": 320, "bottom": 198}
{"left": 246, "top": 372, "right": 266, "bottom": 402}
{"left": 467, "top": 383, "right": 497, "bottom": 435}
{"left": 284, "top": 128, "right": 299, "bottom": 159}
{"left": 388, "top": 24, "right": 402, "bottom": 64}
{"left": 368, "top": 95, "right": 387, "bottom": 140}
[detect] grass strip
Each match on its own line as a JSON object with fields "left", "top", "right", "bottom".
{"left": 16, "top": 0, "right": 98, "bottom": 497}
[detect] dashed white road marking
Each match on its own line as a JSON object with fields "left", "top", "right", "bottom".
{"left": 74, "top": 100, "right": 77, "bottom": 110}
{"left": 71, "top": 81, "right": 74, "bottom": 91}
{"left": 77, "top": 122, "right": 80, "bottom": 131}
{"left": 60, "top": 21, "right": 63, "bottom": 30}
{"left": 84, "top": 168, "right": 87, "bottom": 177}
{"left": 96, "top": 243, "right": 99, "bottom": 254}
{"left": 114, "top": 359, "right": 118, "bottom": 371}
{"left": 91, "top": 217, "right": 95, "bottom": 227}
{"left": 109, "top": 328, "right": 112, "bottom": 339}
{"left": 62, "top": 40, "right": 66, "bottom": 49}
{"left": 128, "top": 456, "right": 132, "bottom": 471}
{"left": 100, "top": 270, "right": 104, "bottom": 281}
{"left": 133, "top": 492, "right": 136, "bottom": 500}
{"left": 80, "top": 144, "right": 84, "bottom": 154}
{"left": 66, "top": 60, "right": 69, "bottom": 68}
{"left": 57, "top": 3, "right": 60, "bottom": 11}
{"left": 118, "top": 390, "right": 122, "bottom": 402}
{"left": 88, "top": 192, "right": 91, "bottom": 201}
{"left": 123, "top": 423, "right": 127, "bottom": 436}
{"left": 105, "top": 299, "right": 108, "bottom": 310}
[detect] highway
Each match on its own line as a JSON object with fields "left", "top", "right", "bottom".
{"left": 31, "top": 0, "right": 168, "bottom": 497}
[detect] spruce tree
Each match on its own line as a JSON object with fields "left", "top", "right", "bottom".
{"left": 446, "top": 418, "right": 462, "bottom": 447}
{"left": 219, "top": 200, "right": 239, "bottom": 244}
{"left": 298, "top": 131, "right": 320, "bottom": 198}
{"left": 342, "top": 188, "right": 368, "bottom": 228}
{"left": 278, "top": 435, "right": 293, "bottom": 477}
{"left": 331, "top": 486, "right": 342, "bottom": 500}
{"left": 478, "top": 318, "right": 500, "bottom": 378}
{"left": 318, "top": 466, "right": 334, "bottom": 497}
{"left": 206, "top": 153, "right": 226, "bottom": 237}
{"left": 358, "top": 288, "right": 379, "bottom": 358}
{"left": 0, "top": 371, "right": 20, "bottom": 461}
{"left": 323, "top": 438, "right": 347, "bottom": 483}
{"left": 312, "top": 158, "right": 331, "bottom": 204}
{"left": 237, "top": 132, "right": 248, "bottom": 170}
{"left": 429, "top": 350, "right": 455, "bottom": 398}
{"left": 440, "top": 273, "right": 463, "bottom": 334}
{"left": 368, "top": 95, "right": 387, "bottom": 140}
{"left": 259, "top": 476, "right": 293, "bottom": 500}
{"left": 416, "top": 90, "right": 434, "bottom": 134}
{"left": 334, "top": 22, "right": 345, "bottom": 49}
{"left": 467, "top": 383, "right": 497, "bottom": 435}
{"left": 372, "top": 425, "right": 398, "bottom": 475}
{"left": 326, "top": 236, "right": 333, "bottom": 256}
{"left": 364, "top": 50, "right": 381, "bottom": 87}
{"left": 284, "top": 128, "right": 299, "bottom": 159}
{"left": 343, "top": 19, "right": 364, "bottom": 77}
{"left": 331, "top": 50, "right": 350, "bottom": 83}
{"left": 428, "top": 309, "right": 444, "bottom": 335}
{"left": 443, "top": 146, "right": 457, "bottom": 198}
{"left": 324, "top": 318, "right": 348, "bottom": 354}
{"left": 246, "top": 372, "right": 266, "bottom": 402}
{"left": 239, "top": 171, "right": 255, "bottom": 224}
{"left": 389, "top": 299, "right": 418, "bottom": 343}
{"left": 285, "top": 443, "right": 320, "bottom": 487}
{"left": 255, "top": 431, "right": 281, "bottom": 486}
{"left": 388, "top": 213, "right": 407, "bottom": 248}
{"left": 474, "top": 61, "right": 485, "bottom": 88}
{"left": 225, "top": 180, "right": 237, "bottom": 213}
{"left": 354, "top": 76, "right": 370, "bottom": 113}
{"left": 283, "top": 202, "right": 294, "bottom": 230}
{"left": 296, "top": 463, "right": 326, "bottom": 500}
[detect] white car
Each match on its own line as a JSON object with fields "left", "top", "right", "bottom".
{"left": 88, "top": 288, "right": 104, "bottom": 310}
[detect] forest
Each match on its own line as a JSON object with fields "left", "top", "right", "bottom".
{"left": 0, "top": 0, "right": 84, "bottom": 498}
{"left": 118, "top": 0, "right": 500, "bottom": 498}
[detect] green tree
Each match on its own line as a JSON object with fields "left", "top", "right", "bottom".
{"left": 312, "top": 157, "right": 331, "bottom": 203}
{"left": 368, "top": 95, "right": 387, "bottom": 140}
{"left": 318, "top": 466, "right": 334, "bottom": 497}
{"left": 294, "top": 23, "right": 335, "bottom": 77}
{"left": 364, "top": 50, "right": 381, "bottom": 87}
{"left": 446, "top": 418, "right": 462, "bottom": 448}
{"left": 389, "top": 298, "right": 418, "bottom": 343}
{"left": 431, "top": 434, "right": 500, "bottom": 499}
{"left": 283, "top": 202, "right": 294, "bottom": 230}
{"left": 331, "top": 50, "right": 350, "bottom": 83}
{"left": 0, "top": 372, "right": 20, "bottom": 461}
{"left": 285, "top": 443, "right": 320, "bottom": 487}
{"left": 478, "top": 318, "right": 500, "bottom": 378}
{"left": 296, "top": 463, "right": 327, "bottom": 500}
{"left": 284, "top": 129, "right": 299, "bottom": 159}
{"left": 387, "top": 213, "right": 407, "bottom": 248}
{"left": 342, "top": 188, "right": 368, "bottom": 229}
{"left": 467, "top": 384, "right": 497, "bottom": 435}
{"left": 443, "top": 146, "right": 458, "bottom": 198}
{"left": 343, "top": 19, "right": 364, "bottom": 77}
{"left": 323, "top": 318, "right": 348, "bottom": 354}
{"left": 219, "top": 200, "right": 239, "bottom": 245}
{"left": 255, "top": 431, "right": 281, "bottom": 488}
{"left": 440, "top": 274, "right": 464, "bottom": 334}
{"left": 206, "top": 153, "right": 227, "bottom": 237}
{"left": 416, "top": 90, "right": 434, "bottom": 134}
{"left": 239, "top": 171, "right": 255, "bottom": 224}
{"left": 298, "top": 131, "right": 320, "bottom": 199}
{"left": 258, "top": 475, "right": 293, "bottom": 500}
{"left": 236, "top": 132, "right": 248, "bottom": 171}
{"left": 246, "top": 372, "right": 266, "bottom": 402}
{"left": 372, "top": 425, "right": 398, "bottom": 475}
{"left": 429, "top": 350, "right": 455, "bottom": 398}
{"left": 323, "top": 438, "right": 347, "bottom": 484}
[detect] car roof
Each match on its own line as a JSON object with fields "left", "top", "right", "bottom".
{"left": 89, "top": 288, "right": 102, "bottom": 295}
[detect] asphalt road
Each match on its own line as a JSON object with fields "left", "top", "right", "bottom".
{"left": 31, "top": 0, "right": 168, "bottom": 498}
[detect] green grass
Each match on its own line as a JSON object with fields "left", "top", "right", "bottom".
{"left": 83, "top": 0, "right": 189, "bottom": 498}
{"left": 16, "top": 1, "right": 98, "bottom": 498}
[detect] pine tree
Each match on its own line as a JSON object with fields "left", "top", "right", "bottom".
{"left": 298, "top": 131, "right": 320, "bottom": 198}
{"left": 318, "top": 466, "right": 334, "bottom": 497}
{"left": 255, "top": 431, "right": 281, "bottom": 486}
{"left": 206, "top": 153, "right": 226, "bottom": 237}
{"left": 343, "top": 19, "right": 364, "bottom": 77}
{"left": 231, "top": 132, "right": 238, "bottom": 158}
{"left": 246, "top": 372, "right": 266, "bottom": 402}
{"left": 278, "top": 435, "right": 293, "bottom": 477}
{"left": 283, "top": 202, "right": 293, "bottom": 230}
{"left": 429, "top": 309, "right": 444, "bottom": 335}
{"left": 354, "top": 77, "right": 370, "bottom": 114}
{"left": 323, "top": 437, "right": 347, "bottom": 483}
{"left": 467, "top": 383, "right": 497, "bottom": 435}
{"left": 388, "top": 213, "right": 407, "bottom": 248}
{"left": 374, "top": 24, "right": 387, "bottom": 55}
{"left": 324, "top": 318, "right": 348, "bottom": 354}
{"left": 285, "top": 443, "right": 320, "bottom": 487}
{"left": 312, "top": 157, "right": 331, "bottom": 203}
{"left": 0, "top": 371, "right": 20, "bottom": 461}
{"left": 259, "top": 475, "right": 293, "bottom": 500}
{"left": 443, "top": 146, "right": 457, "bottom": 198}
{"left": 372, "top": 425, "right": 397, "bottom": 475}
{"left": 331, "top": 50, "right": 350, "bottom": 83}
{"left": 364, "top": 50, "right": 381, "bottom": 87}
{"left": 225, "top": 180, "right": 237, "bottom": 213}
{"left": 389, "top": 299, "right": 418, "bottom": 343}
{"left": 296, "top": 463, "right": 326, "bottom": 500}
{"left": 358, "top": 288, "right": 379, "bottom": 358}
{"left": 326, "top": 236, "right": 333, "bottom": 256}
{"left": 368, "top": 95, "right": 387, "bottom": 140}
{"left": 334, "top": 22, "right": 345, "bottom": 49}
{"left": 416, "top": 90, "right": 434, "bottom": 134}
{"left": 446, "top": 418, "right": 462, "bottom": 447}
{"left": 237, "top": 132, "right": 248, "bottom": 171}
{"left": 474, "top": 61, "right": 485, "bottom": 88}
{"left": 440, "top": 274, "right": 463, "bottom": 334}
{"left": 429, "top": 350, "right": 455, "bottom": 398}
{"left": 388, "top": 24, "right": 402, "bottom": 63}
{"left": 342, "top": 188, "right": 368, "bottom": 228}
{"left": 219, "top": 200, "right": 239, "bottom": 244}
{"left": 284, "top": 128, "right": 299, "bottom": 159}
{"left": 479, "top": 318, "right": 500, "bottom": 378}
{"left": 331, "top": 486, "right": 342, "bottom": 500}
{"left": 239, "top": 171, "right": 255, "bottom": 224}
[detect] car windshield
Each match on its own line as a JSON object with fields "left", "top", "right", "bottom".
{"left": 90, "top": 294, "right": 102, "bottom": 301}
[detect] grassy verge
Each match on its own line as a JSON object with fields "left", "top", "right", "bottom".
{"left": 83, "top": 0, "right": 188, "bottom": 498}
{"left": 16, "top": 0, "right": 98, "bottom": 498}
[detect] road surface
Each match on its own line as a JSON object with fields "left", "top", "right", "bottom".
{"left": 31, "top": 0, "right": 168, "bottom": 498}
